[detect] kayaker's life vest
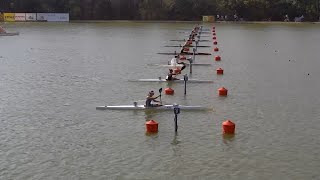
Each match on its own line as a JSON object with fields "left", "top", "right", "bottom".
{"left": 145, "top": 98, "right": 152, "bottom": 107}
{"left": 166, "top": 73, "right": 173, "bottom": 81}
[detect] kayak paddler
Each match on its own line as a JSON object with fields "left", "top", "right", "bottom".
{"left": 145, "top": 91, "right": 162, "bottom": 107}
{"left": 169, "top": 55, "right": 186, "bottom": 71}
{"left": 166, "top": 69, "right": 179, "bottom": 81}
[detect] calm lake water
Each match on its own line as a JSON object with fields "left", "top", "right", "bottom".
{"left": 1, "top": 21, "right": 320, "bottom": 179}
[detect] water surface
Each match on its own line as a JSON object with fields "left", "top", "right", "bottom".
{"left": 1, "top": 21, "right": 320, "bottom": 179}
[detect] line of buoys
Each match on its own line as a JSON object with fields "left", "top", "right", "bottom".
{"left": 213, "top": 24, "right": 236, "bottom": 135}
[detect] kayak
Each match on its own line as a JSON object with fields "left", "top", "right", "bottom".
{"left": 96, "top": 104, "right": 211, "bottom": 111}
{"left": 170, "top": 40, "right": 210, "bottom": 42}
{"left": 0, "top": 32, "right": 19, "bottom": 36}
{"left": 164, "top": 45, "right": 211, "bottom": 48}
{"left": 148, "top": 63, "right": 212, "bottom": 67}
{"left": 158, "top": 52, "right": 211, "bottom": 55}
{"left": 129, "top": 78, "right": 213, "bottom": 83}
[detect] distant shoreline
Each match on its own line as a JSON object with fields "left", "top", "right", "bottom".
{"left": 69, "top": 20, "right": 320, "bottom": 24}
{"left": 1, "top": 20, "right": 320, "bottom": 24}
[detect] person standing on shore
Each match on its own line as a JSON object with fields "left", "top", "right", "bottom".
{"left": 234, "top": 14, "right": 238, "bottom": 21}
{"left": 0, "top": 26, "right": 6, "bottom": 33}
{"left": 284, "top": 14, "right": 289, "bottom": 22}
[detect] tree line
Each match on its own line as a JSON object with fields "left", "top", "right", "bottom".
{"left": 1, "top": 0, "right": 319, "bottom": 21}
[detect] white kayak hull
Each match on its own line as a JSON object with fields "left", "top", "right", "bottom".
{"left": 96, "top": 104, "right": 211, "bottom": 111}
{"left": 149, "top": 63, "right": 212, "bottom": 67}
{"left": 0, "top": 32, "right": 19, "bottom": 36}
{"left": 129, "top": 78, "right": 213, "bottom": 83}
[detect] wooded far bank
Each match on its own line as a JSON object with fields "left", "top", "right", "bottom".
{"left": 1, "top": 0, "right": 319, "bottom": 21}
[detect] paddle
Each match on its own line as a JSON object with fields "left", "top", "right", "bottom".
{"left": 158, "top": 88, "right": 163, "bottom": 105}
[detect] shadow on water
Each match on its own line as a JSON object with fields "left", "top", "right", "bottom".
{"left": 222, "top": 133, "right": 236, "bottom": 145}
{"left": 171, "top": 132, "right": 181, "bottom": 145}
{"left": 145, "top": 131, "right": 159, "bottom": 137}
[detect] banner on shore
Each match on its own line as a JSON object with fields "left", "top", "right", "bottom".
{"left": 2, "top": 13, "right": 69, "bottom": 22}
{"left": 202, "top": 16, "right": 215, "bottom": 22}
{"left": 48, "top": 13, "right": 69, "bottom": 22}
{"left": 37, "top": 13, "right": 69, "bottom": 22}
{"left": 26, "top": 13, "right": 37, "bottom": 21}
{"left": 15, "top": 13, "right": 26, "bottom": 21}
{"left": 36, "top": 13, "right": 47, "bottom": 21}
{"left": 4, "top": 13, "right": 15, "bottom": 22}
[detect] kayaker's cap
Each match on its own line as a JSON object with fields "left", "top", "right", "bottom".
{"left": 149, "top": 91, "right": 154, "bottom": 94}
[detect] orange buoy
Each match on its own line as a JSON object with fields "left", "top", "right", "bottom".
{"left": 165, "top": 88, "right": 174, "bottom": 95}
{"left": 215, "top": 55, "right": 221, "bottom": 61}
{"left": 213, "top": 33, "right": 216, "bottom": 36}
{"left": 146, "top": 120, "right": 158, "bottom": 133}
{"left": 213, "top": 41, "right": 218, "bottom": 45}
{"left": 212, "top": 36, "right": 216, "bottom": 40}
{"left": 174, "top": 68, "right": 181, "bottom": 74}
{"left": 218, "top": 87, "right": 228, "bottom": 96}
{"left": 214, "top": 47, "right": 219, "bottom": 52}
{"left": 217, "top": 68, "right": 224, "bottom": 74}
{"left": 180, "top": 55, "right": 186, "bottom": 60}
{"left": 222, "top": 120, "right": 235, "bottom": 134}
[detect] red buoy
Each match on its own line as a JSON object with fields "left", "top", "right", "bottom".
{"left": 174, "top": 68, "right": 181, "bottom": 74}
{"left": 218, "top": 87, "right": 228, "bottom": 96}
{"left": 183, "top": 47, "right": 189, "bottom": 52}
{"left": 212, "top": 30, "right": 216, "bottom": 33}
{"left": 213, "top": 41, "right": 218, "bottom": 45}
{"left": 165, "top": 88, "right": 174, "bottom": 95}
{"left": 217, "top": 68, "right": 224, "bottom": 75}
{"left": 215, "top": 55, "right": 221, "bottom": 61}
{"left": 146, "top": 120, "right": 159, "bottom": 133}
{"left": 213, "top": 33, "right": 216, "bottom": 36}
{"left": 212, "top": 36, "right": 216, "bottom": 40}
{"left": 214, "top": 47, "right": 219, "bottom": 52}
{"left": 212, "top": 27, "right": 215, "bottom": 30}
{"left": 222, "top": 120, "right": 235, "bottom": 134}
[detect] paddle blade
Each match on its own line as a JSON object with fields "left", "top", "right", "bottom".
{"left": 159, "top": 88, "right": 163, "bottom": 94}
